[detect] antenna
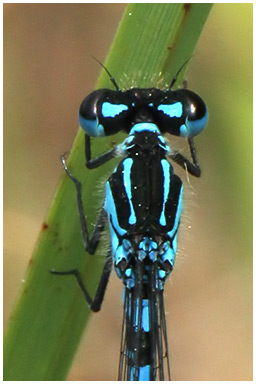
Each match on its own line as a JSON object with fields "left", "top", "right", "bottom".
{"left": 91, "top": 55, "right": 120, "bottom": 91}
{"left": 169, "top": 56, "right": 193, "bottom": 89}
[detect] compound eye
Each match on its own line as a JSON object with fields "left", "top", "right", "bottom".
{"left": 79, "top": 89, "right": 107, "bottom": 137}
{"left": 180, "top": 90, "right": 208, "bottom": 138}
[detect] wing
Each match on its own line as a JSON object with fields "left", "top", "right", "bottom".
{"left": 118, "top": 261, "right": 171, "bottom": 381}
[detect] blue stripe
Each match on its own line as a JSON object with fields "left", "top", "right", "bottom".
{"left": 104, "top": 181, "right": 126, "bottom": 236}
{"left": 159, "top": 159, "right": 170, "bottom": 226}
{"left": 168, "top": 185, "right": 183, "bottom": 238}
{"left": 130, "top": 122, "right": 160, "bottom": 135}
{"left": 123, "top": 158, "right": 136, "bottom": 225}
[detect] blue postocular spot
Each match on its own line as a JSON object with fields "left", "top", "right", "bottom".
{"left": 157, "top": 102, "right": 183, "bottom": 118}
{"left": 79, "top": 114, "right": 105, "bottom": 137}
{"left": 102, "top": 102, "right": 128, "bottom": 118}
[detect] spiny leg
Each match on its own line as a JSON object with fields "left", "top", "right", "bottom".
{"left": 51, "top": 248, "right": 112, "bottom": 312}
{"left": 169, "top": 138, "right": 201, "bottom": 177}
{"left": 50, "top": 155, "right": 111, "bottom": 312}
{"left": 85, "top": 135, "right": 118, "bottom": 169}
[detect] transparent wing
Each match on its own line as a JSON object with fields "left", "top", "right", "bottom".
{"left": 118, "top": 261, "right": 171, "bottom": 381}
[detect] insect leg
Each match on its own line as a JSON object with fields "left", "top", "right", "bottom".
{"left": 51, "top": 249, "right": 112, "bottom": 312}
{"left": 85, "top": 135, "right": 118, "bottom": 169}
{"left": 50, "top": 155, "right": 112, "bottom": 312}
{"left": 169, "top": 138, "right": 201, "bottom": 177}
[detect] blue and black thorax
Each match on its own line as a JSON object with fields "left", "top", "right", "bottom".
{"left": 104, "top": 124, "right": 182, "bottom": 290}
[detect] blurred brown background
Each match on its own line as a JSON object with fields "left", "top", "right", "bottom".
{"left": 4, "top": 3, "right": 252, "bottom": 381}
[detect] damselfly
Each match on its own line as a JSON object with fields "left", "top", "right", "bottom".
{"left": 51, "top": 61, "right": 208, "bottom": 380}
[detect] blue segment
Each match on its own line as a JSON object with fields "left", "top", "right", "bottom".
{"left": 157, "top": 102, "right": 183, "bottom": 118}
{"left": 130, "top": 366, "right": 150, "bottom": 381}
{"left": 138, "top": 365, "right": 151, "bottom": 380}
{"left": 122, "top": 158, "right": 136, "bottom": 225}
{"left": 160, "top": 159, "right": 170, "bottom": 226}
{"left": 180, "top": 108, "right": 208, "bottom": 137}
{"left": 134, "top": 298, "right": 139, "bottom": 327}
{"left": 142, "top": 299, "right": 149, "bottom": 332}
{"left": 79, "top": 114, "right": 105, "bottom": 137}
{"left": 101, "top": 102, "right": 128, "bottom": 118}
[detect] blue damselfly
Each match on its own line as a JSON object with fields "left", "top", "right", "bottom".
{"left": 51, "top": 60, "right": 208, "bottom": 380}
